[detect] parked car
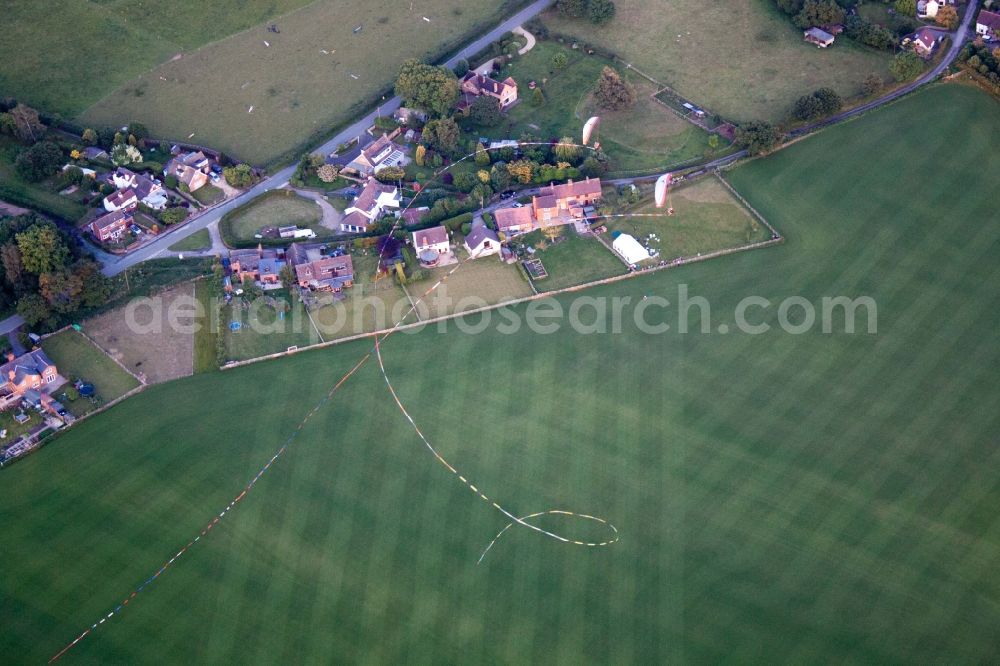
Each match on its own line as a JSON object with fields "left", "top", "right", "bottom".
{"left": 129, "top": 224, "right": 142, "bottom": 234}
{"left": 210, "top": 172, "right": 221, "bottom": 183}
{"left": 512, "top": 202, "right": 524, "bottom": 208}
{"left": 211, "top": 164, "right": 223, "bottom": 174}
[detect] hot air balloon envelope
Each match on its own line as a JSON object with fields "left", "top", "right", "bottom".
{"left": 582, "top": 116, "right": 600, "bottom": 145}
{"left": 654, "top": 173, "right": 673, "bottom": 208}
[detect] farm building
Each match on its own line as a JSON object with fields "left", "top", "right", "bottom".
{"left": 612, "top": 233, "right": 650, "bottom": 265}
{"left": 804, "top": 27, "right": 835, "bottom": 48}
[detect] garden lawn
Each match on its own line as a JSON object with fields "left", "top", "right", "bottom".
{"left": 603, "top": 177, "right": 771, "bottom": 264}
{"left": 0, "top": 85, "right": 998, "bottom": 664}
{"left": 220, "top": 190, "right": 322, "bottom": 244}
{"left": 223, "top": 289, "right": 318, "bottom": 362}
{"left": 77, "top": 0, "right": 530, "bottom": 165}
{"left": 0, "top": 136, "right": 88, "bottom": 223}
{"left": 415, "top": 254, "right": 534, "bottom": 319}
{"left": 41, "top": 330, "right": 141, "bottom": 415}
{"left": 541, "top": 0, "right": 893, "bottom": 122}
{"left": 190, "top": 185, "right": 225, "bottom": 207}
{"left": 309, "top": 254, "right": 415, "bottom": 341}
{"left": 470, "top": 41, "right": 710, "bottom": 174}
{"left": 517, "top": 227, "right": 625, "bottom": 291}
{"left": 169, "top": 228, "right": 212, "bottom": 252}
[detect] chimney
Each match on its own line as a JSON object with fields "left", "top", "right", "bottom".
{"left": 257, "top": 242, "right": 263, "bottom": 259}
{"left": 6, "top": 352, "right": 14, "bottom": 362}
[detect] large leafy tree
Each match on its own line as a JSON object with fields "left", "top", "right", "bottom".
{"left": 794, "top": 0, "right": 845, "bottom": 29}
{"left": 14, "top": 141, "right": 63, "bottom": 182}
{"left": 588, "top": 0, "right": 616, "bottom": 24}
{"left": 594, "top": 66, "right": 636, "bottom": 111}
{"left": 8, "top": 103, "right": 45, "bottom": 143}
{"left": 890, "top": 51, "right": 925, "bottom": 82}
{"left": 394, "top": 59, "right": 459, "bottom": 117}
{"left": 16, "top": 224, "right": 70, "bottom": 274}
{"left": 39, "top": 268, "right": 84, "bottom": 314}
{"left": 224, "top": 163, "right": 256, "bottom": 188}
{"left": 734, "top": 121, "right": 783, "bottom": 155}
{"left": 553, "top": 137, "right": 582, "bottom": 164}
{"left": 16, "top": 293, "right": 55, "bottom": 328}
{"left": 422, "top": 118, "right": 460, "bottom": 155}
{"left": 469, "top": 95, "right": 502, "bottom": 127}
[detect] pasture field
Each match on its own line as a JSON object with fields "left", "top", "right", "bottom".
{"left": 470, "top": 41, "right": 711, "bottom": 173}
{"left": 541, "top": 0, "right": 893, "bottom": 122}
{"left": 1, "top": 85, "right": 999, "bottom": 663}
{"left": 41, "top": 330, "right": 141, "bottom": 415}
{"left": 603, "top": 177, "right": 771, "bottom": 263}
{"left": 0, "top": 0, "right": 316, "bottom": 117}
{"left": 83, "top": 284, "right": 197, "bottom": 384}
{"left": 220, "top": 190, "right": 323, "bottom": 244}
{"left": 78, "top": 0, "right": 528, "bottom": 165}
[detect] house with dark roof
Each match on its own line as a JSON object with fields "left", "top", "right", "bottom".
{"left": 976, "top": 9, "right": 1000, "bottom": 39}
{"left": 229, "top": 245, "right": 285, "bottom": 286}
{"left": 459, "top": 71, "right": 518, "bottom": 110}
{"left": 89, "top": 210, "right": 132, "bottom": 243}
{"left": 412, "top": 226, "right": 449, "bottom": 254}
{"left": 910, "top": 28, "right": 941, "bottom": 57}
{"left": 0, "top": 350, "right": 59, "bottom": 411}
{"left": 464, "top": 223, "right": 500, "bottom": 258}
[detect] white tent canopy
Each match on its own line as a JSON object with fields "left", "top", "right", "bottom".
{"left": 613, "top": 233, "right": 651, "bottom": 264}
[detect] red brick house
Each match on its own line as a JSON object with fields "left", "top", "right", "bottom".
{"left": 287, "top": 243, "right": 355, "bottom": 292}
{"left": 532, "top": 177, "right": 603, "bottom": 223}
{"left": 459, "top": 72, "right": 518, "bottom": 110}
{"left": 90, "top": 210, "right": 132, "bottom": 243}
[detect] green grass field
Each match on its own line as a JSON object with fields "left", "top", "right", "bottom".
{"left": 220, "top": 190, "right": 322, "bottom": 244}
{"left": 168, "top": 228, "right": 212, "bottom": 252}
{"left": 190, "top": 184, "right": 225, "bottom": 207}
{"left": 541, "top": 0, "right": 893, "bottom": 123}
{"left": 74, "top": 0, "right": 528, "bottom": 165}
{"left": 223, "top": 290, "right": 318, "bottom": 361}
{"left": 1, "top": 85, "right": 998, "bottom": 663}
{"left": 41, "top": 330, "right": 141, "bottom": 415}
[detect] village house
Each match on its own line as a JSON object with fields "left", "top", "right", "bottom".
{"left": 347, "top": 134, "right": 409, "bottom": 176}
{"left": 804, "top": 27, "right": 836, "bottom": 48}
{"left": 494, "top": 206, "right": 534, "bottom": 236}
{"left": 532, "top": 177, "right": 603, "bottom": 224}
{"left": 458, "top": 71, "right": 518, "bottom": 111}
{"left": 229, "top": 245, "right": 285, "bottom": 286}
{"left": 286, "top": 243, "right": 355, "bottom": 292}
{"left": 103, "top": 188, "right": 138, "bottom": 213}
{"left": 412, "top": 226, "right": 450, "bottom": 266}
{"left": 911, "top": 28, "right": 941, "bottom": 57}
{"left": 113, "top": 167, "right": 168, "bottom": 210}
{"left": 464, "top": 223, "right": 500, "bottom": 259}
{"left": 0, "top": 350, "right": 59, "bottom": 411}
{"left": 340, "top": 178, "right": 400, "bottom": 233}
{"left": 164, "top": 151, "right": 211, "bottom": 192}
{"left": 89, "top": 210, "right": 132, "bottom": 243}
{"left": 976, "top": 9, "right": 1000, "bottom": 39}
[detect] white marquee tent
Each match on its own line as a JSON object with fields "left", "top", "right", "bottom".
{"left": 612, "top": 233, "right": 651, "bottom": 265}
